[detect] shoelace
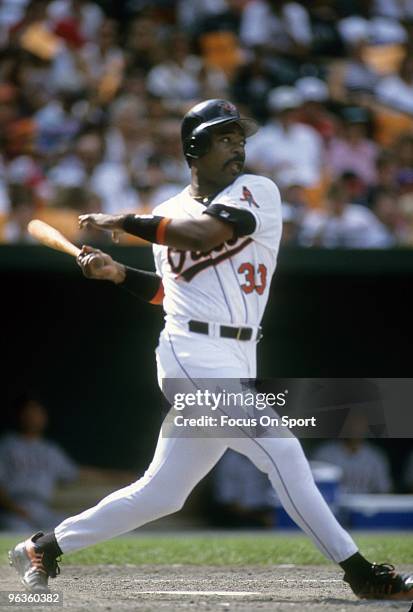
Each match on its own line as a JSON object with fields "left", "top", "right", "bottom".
{"left": 371, "top": 563, "right": 396, "bottom": 577}
{"left": 30, "top": 550, "right": 60, "bottom": 578}
{"left": 365, "top": 564, "right": 399, "bottom": 595}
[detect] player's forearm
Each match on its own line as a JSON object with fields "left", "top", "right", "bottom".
{"left": 117, "top": 266, "right": 164, "bottom": 305}
{"left": 121, "top": 214, "right": 233, "bottom": 251}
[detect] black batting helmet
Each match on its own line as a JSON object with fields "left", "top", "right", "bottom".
{"left": 181, "top": 99, "right": 258, "bottom": 160}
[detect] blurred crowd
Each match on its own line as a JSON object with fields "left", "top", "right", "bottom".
{"left": 2, "top": 0, "right": 413, "bottom": 247}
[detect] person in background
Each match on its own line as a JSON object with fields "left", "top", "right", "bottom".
{"left": 0, "top": 394, "right": 135, "bottom": 532}
{"left": 0, "top": 395, "right": 79, "bottom": 532}
{"left": 313, "top": 436, "right": 393, "bottom": 494}
{"left": 246, "top": 85, "right": 323, "bottom": 188}
{"left": 326, "top": 106, "right": 378, "bottom": 187}
{"left": 375, "top": 55, "right": 413, "bottom": 116}
{"left": 370, "top": 187, "right": 407, "bottom": 244}
{"left": 3, "top": 183, "right": 36, "bottom": 243}
{"left": 48, "top": 130, "right": 138, "bottom": 214}
{"left": 300, "top": 180, "right": 395, "bottom": 248}
{"left": 295, "top": 76, "right": 337, "bottom": 143}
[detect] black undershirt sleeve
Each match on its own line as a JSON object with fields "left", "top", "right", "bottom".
{"left": 203, "top": 204, "right": 257, "bottom": 237}
{"left": 118, "top": 266, "right": 163, "bottom": 304}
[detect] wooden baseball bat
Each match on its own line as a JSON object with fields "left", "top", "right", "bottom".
{"left": 28, "top": 219, "right": 80, "bottom": 257}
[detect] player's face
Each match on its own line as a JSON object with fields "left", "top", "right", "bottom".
{"left": 200, "top": 123, "right": 246, "bottom": 186}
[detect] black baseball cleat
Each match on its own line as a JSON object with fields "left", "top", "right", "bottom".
{"left": 344, "top": 563, "right": 413, "bottom": 600}
{"left": 8, "top": 532, "right": 60, "bottom": 594}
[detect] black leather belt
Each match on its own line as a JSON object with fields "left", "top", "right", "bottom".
{"left": 188, "top": 320, "right": 261, "bottom": 341}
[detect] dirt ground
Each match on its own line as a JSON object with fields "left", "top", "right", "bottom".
{"left": 1, "top": 564, "right": 412, "bottom": 612}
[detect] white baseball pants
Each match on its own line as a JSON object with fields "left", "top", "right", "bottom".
{"left": 55, "top": 328, "right": 358, "bottom": 563}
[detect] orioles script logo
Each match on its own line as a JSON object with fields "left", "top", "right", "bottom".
{"left": 167, "top": 236, "right": 252, "bottom": 282}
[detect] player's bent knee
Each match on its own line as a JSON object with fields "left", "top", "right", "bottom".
{"left": 252, "top": 437, "right": 310, "bottom": 477}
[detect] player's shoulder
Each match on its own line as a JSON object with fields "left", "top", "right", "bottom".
{"left": 223, "top": 173, "right": 281, "bottom": 209}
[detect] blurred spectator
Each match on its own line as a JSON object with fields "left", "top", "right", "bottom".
{"left": 34, "top": 91, "right": 81, "bottom": 154}
{"left": 3, "top": 183, "right": 36, "bottom": 243}
{"left": 395, "top": 133, "right": 413, "bottom": 175}
{"left": 0, "top": 395, "right": 79, "bottom": 531}
{"left": 370, "top": 187, "right": 407, "bottom": 243}
{"left": 0, "top": 393, "right": 137, "bottom": 532}
{"left": 124, "top": 16, "right": 163, "bottom": 74}
{"left": 313, "top": 437, "right": 393, "bottom": 494}
{"left": 150, "top": 119, "right": 190, "bottom": 185}
{"left": 147, "top": 30, "right": 228, "bottom": 106}
{"left": 375, "top": 55, "right": 413, "bottom": 115}
{"left": 48, "top": 0, "right": 104, "bottom": 42}
{"left": 300, "top": 180, "right": 395, "bottom": 248}
{"left": 194, "top": 0, "right": 245, "bottom": 36}
{"left": 295, "top": 76, "right": 337, "bottom": 142}
{"left": 307, "top": 1, "right": 345, "bottom": 58}
{"left": 326, "top": 106, "right": 377, "bottom": 185}
{"left": 210, "top": 449, "right": 276, "bottom": 528}
{"left": 232, "top": 48, "right": 282, "bottom": 121}
{"left": 281, "top": 202, "right": 301, "bottom": 245}
{"left": 339, "top": 170, "right": 368, "bottom": 206}
{"left": 177, "top": 0, "right": 228, "bottom": 33}
{"left": 338, "top": 11, "right": 407, "bottom": 46}
{"left": 366, "top": 151, "right": 399, "bottom": 205}
{"left": 49, "top": 130, "right": 139, "bottom": 213}
{"left": 372, "top": 0, "right": 413, "bottom": 20}
{"left": 247, "top": 86, "right": 323, "bottom": 187}
{"left": 81, "top": 18, "right": 125, "bottom": 103}
{"left": 329, "top": 40, "right": 380, "bottom": 103}
{"left": 313, "top": 440, "right": 392, "bottom": 494}
{"left": 105, "top": 96, "right": 151, "bottom": 168}
{"left": 240, "top": 0, "right": 312, "bottom": 57}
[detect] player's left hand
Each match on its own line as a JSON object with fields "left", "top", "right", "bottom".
{"left": 78, "top": 214, "right": 125, "bottom": 243}
{"left": 77, "top": 245, "right": 125, "bottom": 283}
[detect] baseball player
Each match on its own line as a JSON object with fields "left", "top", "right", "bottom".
{"left": 9, "top": 99, "right": 413, "bottom": 601}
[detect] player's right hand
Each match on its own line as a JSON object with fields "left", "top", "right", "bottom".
{"left": 77, "top": 246, "right": 125, "bottom": 284}
{"left": 78, "top": 214, "right": 125, "bottom": 243}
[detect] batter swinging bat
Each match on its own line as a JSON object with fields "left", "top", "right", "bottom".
{"left": 27, "top": 219, "right": 104, "bottom": 275}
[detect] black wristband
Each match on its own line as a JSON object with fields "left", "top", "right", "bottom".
{"left": 119, "top": 266, "right": 164, "bottom": 304}
{"left": 122, "top": 215, "right": 170, "bottom": 244}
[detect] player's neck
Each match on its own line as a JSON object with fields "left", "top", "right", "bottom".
{"left": 190, "top": 169, "right": 228, "bottom": 203}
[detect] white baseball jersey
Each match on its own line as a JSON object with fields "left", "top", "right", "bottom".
{"left": 152, "top": 173, "right": 282, "bottom": 328}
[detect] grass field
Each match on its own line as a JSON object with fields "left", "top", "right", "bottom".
{"left": 1, "top": 532, "right": 412, "bottom": 566}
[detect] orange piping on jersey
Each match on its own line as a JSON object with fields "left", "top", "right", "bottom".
{"left": 149, "top": 282, "right": 165, "bottom": 305}
{"left": 156, "top": 218, "right": 171, "bottom": 245}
